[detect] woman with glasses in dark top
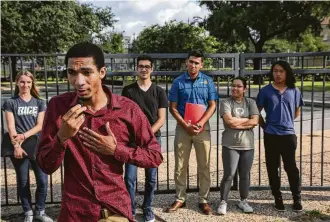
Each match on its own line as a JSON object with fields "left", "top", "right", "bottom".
{"left": 217, "top": 77, "right": 259, "bottom": 215}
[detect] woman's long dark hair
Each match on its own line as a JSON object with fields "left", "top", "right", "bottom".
{"left": 14, "top": 70, "right": 41, "bottom": 99}
{"left": 270, "top": 60, "right": 296, "bottom": 88}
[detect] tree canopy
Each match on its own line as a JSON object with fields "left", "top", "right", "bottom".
{"left": 1, "top": 1, "right": 123, "bottom": 79}
{"left": 99, "top": 32, "right": 125, "bottom": 54}
{"left": 263, "top": 30, "right": 329, "bottom": 53}
{"left": 132, "top": 21, "right": 219, "bottom": 53}
{"left": 200, "top": 1, "right": 330, "bottom": 53}
{"left": 1, "top": 1, "right": 117, "bottom": 54}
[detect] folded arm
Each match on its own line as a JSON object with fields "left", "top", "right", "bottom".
{"left": 222, "top": 112, "right": 258, "bottom": 129}
{"left": 234, "top": 115, "right": 259, "bottom": 129}
{"left": 222, "top": 112, "right": 250, "bottom": 128}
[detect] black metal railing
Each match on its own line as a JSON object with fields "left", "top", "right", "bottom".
{"left": 1, "top": 52, "right": 329, "bottom": 206}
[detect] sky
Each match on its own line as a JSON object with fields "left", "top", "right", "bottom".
{"left": 80, "top": 0, "right": 210, "bottom": 39}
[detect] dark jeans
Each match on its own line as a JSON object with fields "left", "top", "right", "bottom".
{"left": 11, "top": 157, "right": 48, "bottom": 212}
{"left": 264, "top": 133, "right": 301, "bottom": 200}
{"left": 124, "top": 137, "right": 161, "bottom": 216}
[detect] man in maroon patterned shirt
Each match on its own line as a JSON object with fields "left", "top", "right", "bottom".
{"left": 37, "top": 42, "right": 163, "bottom": 222}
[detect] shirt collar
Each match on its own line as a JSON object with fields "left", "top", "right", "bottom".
{"left": 184, "top": 71, "right": 201, "bottom": 80}
{"left": 270, "top": 83, "right": 289, "bottom": 95}
{"left": 69, "top": 85, "right": 121, "bottom": 110}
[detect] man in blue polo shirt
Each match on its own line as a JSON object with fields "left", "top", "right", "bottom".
{"left": 165, "top": 50, "right": 218, "bottom": 215}
{"left": 257, "top": 61, "right": 304, "bottom": 212}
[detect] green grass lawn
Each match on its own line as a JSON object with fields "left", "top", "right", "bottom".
{"left": 217, "top": 81, "right": 330, "bottom": 92}
{"left": 296, "top": 81, "right": 330, "bottom": 92}
{"left": 249, "top": 81, "right": 330, "bottom": 92}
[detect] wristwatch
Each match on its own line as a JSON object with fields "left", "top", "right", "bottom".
{"left": 196, "top": 123, "right": 202, "bottom": 129}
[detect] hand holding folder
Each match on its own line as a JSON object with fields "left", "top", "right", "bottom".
{"left": 184, "top": 103, "right": 206, "bottom": 132}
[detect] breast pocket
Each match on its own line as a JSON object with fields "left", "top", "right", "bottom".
{"left": 179, "top": 86, "right": 192, "bottom": 100}
{"left": 194, "top": 85, "right": 208, "bottom": 100}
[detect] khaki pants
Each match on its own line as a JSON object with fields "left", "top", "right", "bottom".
{"left": 174, "top": 123, "right": 211, "bottom": 203}
{"left": 98, "top": 214, "right": 129, "bottom": 222}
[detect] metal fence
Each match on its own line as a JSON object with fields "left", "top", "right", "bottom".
{"left": 1, "top": 52, "right": 330, "bottom": 206}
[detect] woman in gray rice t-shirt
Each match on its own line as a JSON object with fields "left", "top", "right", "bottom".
{"left": 3, "top": 71, "right": 53, "bottom": 222}
{"left": 216, "top": 77, "right": 259, "bottom": 215}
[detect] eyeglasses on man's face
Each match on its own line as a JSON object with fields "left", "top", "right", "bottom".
{"left": 231, "top": 84, "right": 244, "bottom": 89}
{"left": 137, "top": 65, "right": 152, "bottom": 70}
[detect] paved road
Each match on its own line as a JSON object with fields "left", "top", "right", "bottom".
{"left": 2, "top": 83, "right": 329, "bottom": 130}
{"left": 2, "top": 83, "right": 329, "bottom": 152}
{"left": 2, "top": 82, "right": 329, "bottom": 101}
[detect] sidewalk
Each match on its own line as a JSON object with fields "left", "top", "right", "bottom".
{"left": 1, "top": 190, "right": 330, "bottom": 222}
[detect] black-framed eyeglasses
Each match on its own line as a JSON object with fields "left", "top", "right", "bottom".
{"left": 137, "top": 65, "right": 152, "bottom": 70}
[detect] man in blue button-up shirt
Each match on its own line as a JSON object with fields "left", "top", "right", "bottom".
{"left": 257, "top": 61, "right": 304, "bottom": 213}
{"left": 165, "top": 50, "right": 218, "bottom": 215}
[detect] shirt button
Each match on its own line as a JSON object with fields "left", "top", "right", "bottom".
{"left": 95, "top": 182, "right": 98, "bottom": 186}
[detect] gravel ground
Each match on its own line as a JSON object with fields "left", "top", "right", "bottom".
{"left": 1, "top": 190, "right": 330, "bottom": 222}
{"left": 1, "top": 130, "right": 330, "bottom": 221}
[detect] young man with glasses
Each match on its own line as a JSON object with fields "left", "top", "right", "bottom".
{"left": 122, "top": 55, "right": 168, "bottom": 222}
{"left": 166, "top": 50, "right": 218, "bottom": 215}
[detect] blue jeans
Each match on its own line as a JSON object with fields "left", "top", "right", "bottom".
{"left": 124, "top": 137, "right": 160, "bottom": 216}
{"left": 11, "top": 157, "right": 48, "bottom": 212}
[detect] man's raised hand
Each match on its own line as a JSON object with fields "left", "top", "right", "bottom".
{"left": 57, "top": 104, "right": 86, "bottom": 143}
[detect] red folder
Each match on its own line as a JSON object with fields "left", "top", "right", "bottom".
{"left": 184, "top": 103, "right": 206, "bottom": 132}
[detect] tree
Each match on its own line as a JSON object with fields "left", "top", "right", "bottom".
{"left": 132, "top": 20, "right": 219, "bottom": 53}
{"left": 1, "top": 1, "right": 116, "bottom": 79}
{"left": 193, "top": 16, "right": 251, "bottom": 53}
{"left": 263, "top": 31, "right": 329, "bottom": 54}
{"left": 297, "top": 29, "right": 329, "bottom": 52}
{"left": 263, "top": 39, "right": 296, "bottom": 53}
{"left": 97, "top": 32, "right": 125, "bottom": 54}
{"left": 131, "top": 21, "right": 220, "bottom": 71}
{"left": 201, "top": 1, "right": 330, "bottom": 83}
